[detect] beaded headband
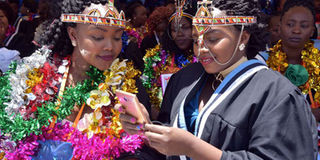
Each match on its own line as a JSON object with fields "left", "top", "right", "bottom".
{"left": 60, "top": 1, "right": 126, "bottom": 28}
{"left": 193, "top": 0, "right": 257, "bottom": 34}
{"left": 169, "top": 0, "right": 193, "bottom": 22}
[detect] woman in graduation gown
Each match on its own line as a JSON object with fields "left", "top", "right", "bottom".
{"left": 119, "top": 0, "right": 318, "bottom": 159}
{"left": 266, "top": 0, "right": 320, "bottom": 153}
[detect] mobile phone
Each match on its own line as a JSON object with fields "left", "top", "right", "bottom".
{"left": 115, "top": 90, "right": 147, "bottom": 124}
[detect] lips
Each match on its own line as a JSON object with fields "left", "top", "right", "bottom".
{"left": 288, "top": 37, "right": 302, "bottom": 43}
{"left": 199, "top": 56, "right": 214, "bottom": 65}
{"left": 175, "top": 39, "right": 185, "bottom": 45}
{"left": 97, "top": 55, "right": 114, "bottom": 61}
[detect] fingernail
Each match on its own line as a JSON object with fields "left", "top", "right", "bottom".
{"left": 136, "top": 124, "right": 144, "bottom": 130}
{"left": 131, "top": 117, "right": 136, "bottom": 123}
{"left": 138, "top": 130, "right": 144, "bottom": 135}
{"left": 140, "top": 124, "right": 144, "bottom": 130}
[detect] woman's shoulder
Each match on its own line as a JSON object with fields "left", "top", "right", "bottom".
{"left": 251, "top": 68, "right": 303, "bottom": 99}
{"left": 172, "top": 62, "right": 204, "bottom": 78}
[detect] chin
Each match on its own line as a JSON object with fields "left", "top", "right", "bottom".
{"left": 95, "top": 64, "right": 111, "bottom": 71}
{"left": 203, "top": 66, "right": 220, "bottom": 74}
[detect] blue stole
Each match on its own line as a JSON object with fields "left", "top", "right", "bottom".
{"left": 173, "top": 60, "right": 268, "bottom": 160}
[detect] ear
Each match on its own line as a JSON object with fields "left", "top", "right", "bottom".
{"left": 240, "top": 30, "right": 250, "bottom": 46}
{"left": 67, "top": 26, "right": 77, "bottom": 47}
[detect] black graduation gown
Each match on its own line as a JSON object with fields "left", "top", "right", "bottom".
{"left": 158, "top": 60, "right": 318, "bottom": 160}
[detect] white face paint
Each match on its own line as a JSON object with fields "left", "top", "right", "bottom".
{"left": 80, "top": 48, "right": 89, "bottom": 56}
{"left": 77, "top": 41, "right": 89, "bottom": 56}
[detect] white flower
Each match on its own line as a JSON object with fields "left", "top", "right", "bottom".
{"left": 86, "top": 90, "right": 111, "bottom": 110}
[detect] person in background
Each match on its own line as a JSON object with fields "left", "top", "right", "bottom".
{"left": 119, "top": 0, "right": 317, "bottom": 159}
{"left": 268, "top": 12, "right": 281, "bottom": 47}
{"left": 255, "top": 11, "right": 281, "bottom": 63}
{"left": 267, "top": 0, "right": 320, "bottom": 118}
{"left": 0, "top": 1, "right": 15, "bottom": 45}
{"left": 119, "top": 1, "right": 148, "bottom": 72}
{"left": 19, "top": 0, "right": 39, "bottom": 22}
{"left": 0, "top": 1, "right": 20, "bottom": 74}
{"left": 266, "top": 0, "right": 320, "bottom": 153}
{"left": 126, "top": 0, "right": 148, "bottom": 38}
{"left": 4, "top": 0, "right": 48, "bottom": 57}
{"left": 141, "top": 2, "right": 197, "bottom": 120}
{"left": 140, "top": 6, "right": 173, "bottom": 63}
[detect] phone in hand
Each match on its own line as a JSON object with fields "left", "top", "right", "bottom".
{"left": 115, "top": 90, "right": 148, "bottom": 124}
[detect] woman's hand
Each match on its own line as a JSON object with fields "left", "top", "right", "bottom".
{"left": 116, "top": 103, "right": 151, "bottom": 135}
{"left": 144, "top": 124, "right": 195, "bottom": 156}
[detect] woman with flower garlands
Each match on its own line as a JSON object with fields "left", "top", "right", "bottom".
{"left": 120, "top": 0, "right": 317, "bottom": 159}
{"left": 0, "top": 0, "right": 152, "bottom": 159}
{"left": 266, "top": 0, "right": 320, "bottom": 148}
{"left": 124, "top": 1, "right": 148, "bottom": 48}
{"left": 141, "top": 0, "right": 197, "bottom": 119}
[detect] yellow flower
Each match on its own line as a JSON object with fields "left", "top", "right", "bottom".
{"left": 87, "top": 90, "right": 111, "bottom": 110}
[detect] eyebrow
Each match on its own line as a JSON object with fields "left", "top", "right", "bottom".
{"left": 204, "top": 29, "right": 222, "bottom": 35}
{"left": 287, "top": 19, "right": 313, "bottom": 23}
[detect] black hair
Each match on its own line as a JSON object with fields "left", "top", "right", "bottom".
{"left": 7, "top": 0, "right": 19, "bottom": 5}
{"left": 161, "top": 5, "right": 196, "bottom": 56}
{"left": 36, "top": 0, "right": 109, "bottom": 57}
{"left": 281, "top": 0, "right": 315, "bottom": 22}
{"left": 125, "top": 0, "right": 144, "bottom": 20}
{"left": 0, "top": 2, "right": 15, "bottom": 25}
{"left": 212, "top": 0, "right": 269, "bottom": 59}
{"left": 22, "top": 0, "right": 39, "bottom": 13}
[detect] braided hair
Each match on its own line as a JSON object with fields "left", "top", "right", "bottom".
{"left": 212, "top": 0, "right": 269, "bottom": 59}
{"left": 36, "top": 0, "right": 109, "bottom": 56}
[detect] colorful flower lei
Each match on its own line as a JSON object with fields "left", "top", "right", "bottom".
{"left": 141, "top": 44, "right": 197, "bottom": 109}
{"left": 0, "top": 47, "right": 143, "bottom": 159}
{"left": 125, "top": 25, "right": 148, "bottom": 48}
{"left": 267, "top": 40, "right": 320, "bottom": 108}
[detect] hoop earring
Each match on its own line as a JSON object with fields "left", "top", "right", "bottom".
{"left": 239, "top": 43, "right": 245, "bottom": 51}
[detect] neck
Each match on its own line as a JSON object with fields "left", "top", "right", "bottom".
{"left": 282, "top": 45, "right": 302, "bottom": 64}
{"left": 69, "top": 50, "right": 90, "bottom": 85}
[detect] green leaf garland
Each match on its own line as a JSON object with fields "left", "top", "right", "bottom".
{"left": 0, "top": 65, "right": 104, "bottom": 141}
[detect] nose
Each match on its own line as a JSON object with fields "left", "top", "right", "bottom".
{"left": 196, "top": 39, "right": 209, "bottom": 56}
{"left": 176, "top": 28, "right": 184, "bottom": 37}
{"left": 292, "top": 25, "right": 301, "bottom": 34}
{"left": 103, "top": 39, "right": 113, "bottom": 51}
